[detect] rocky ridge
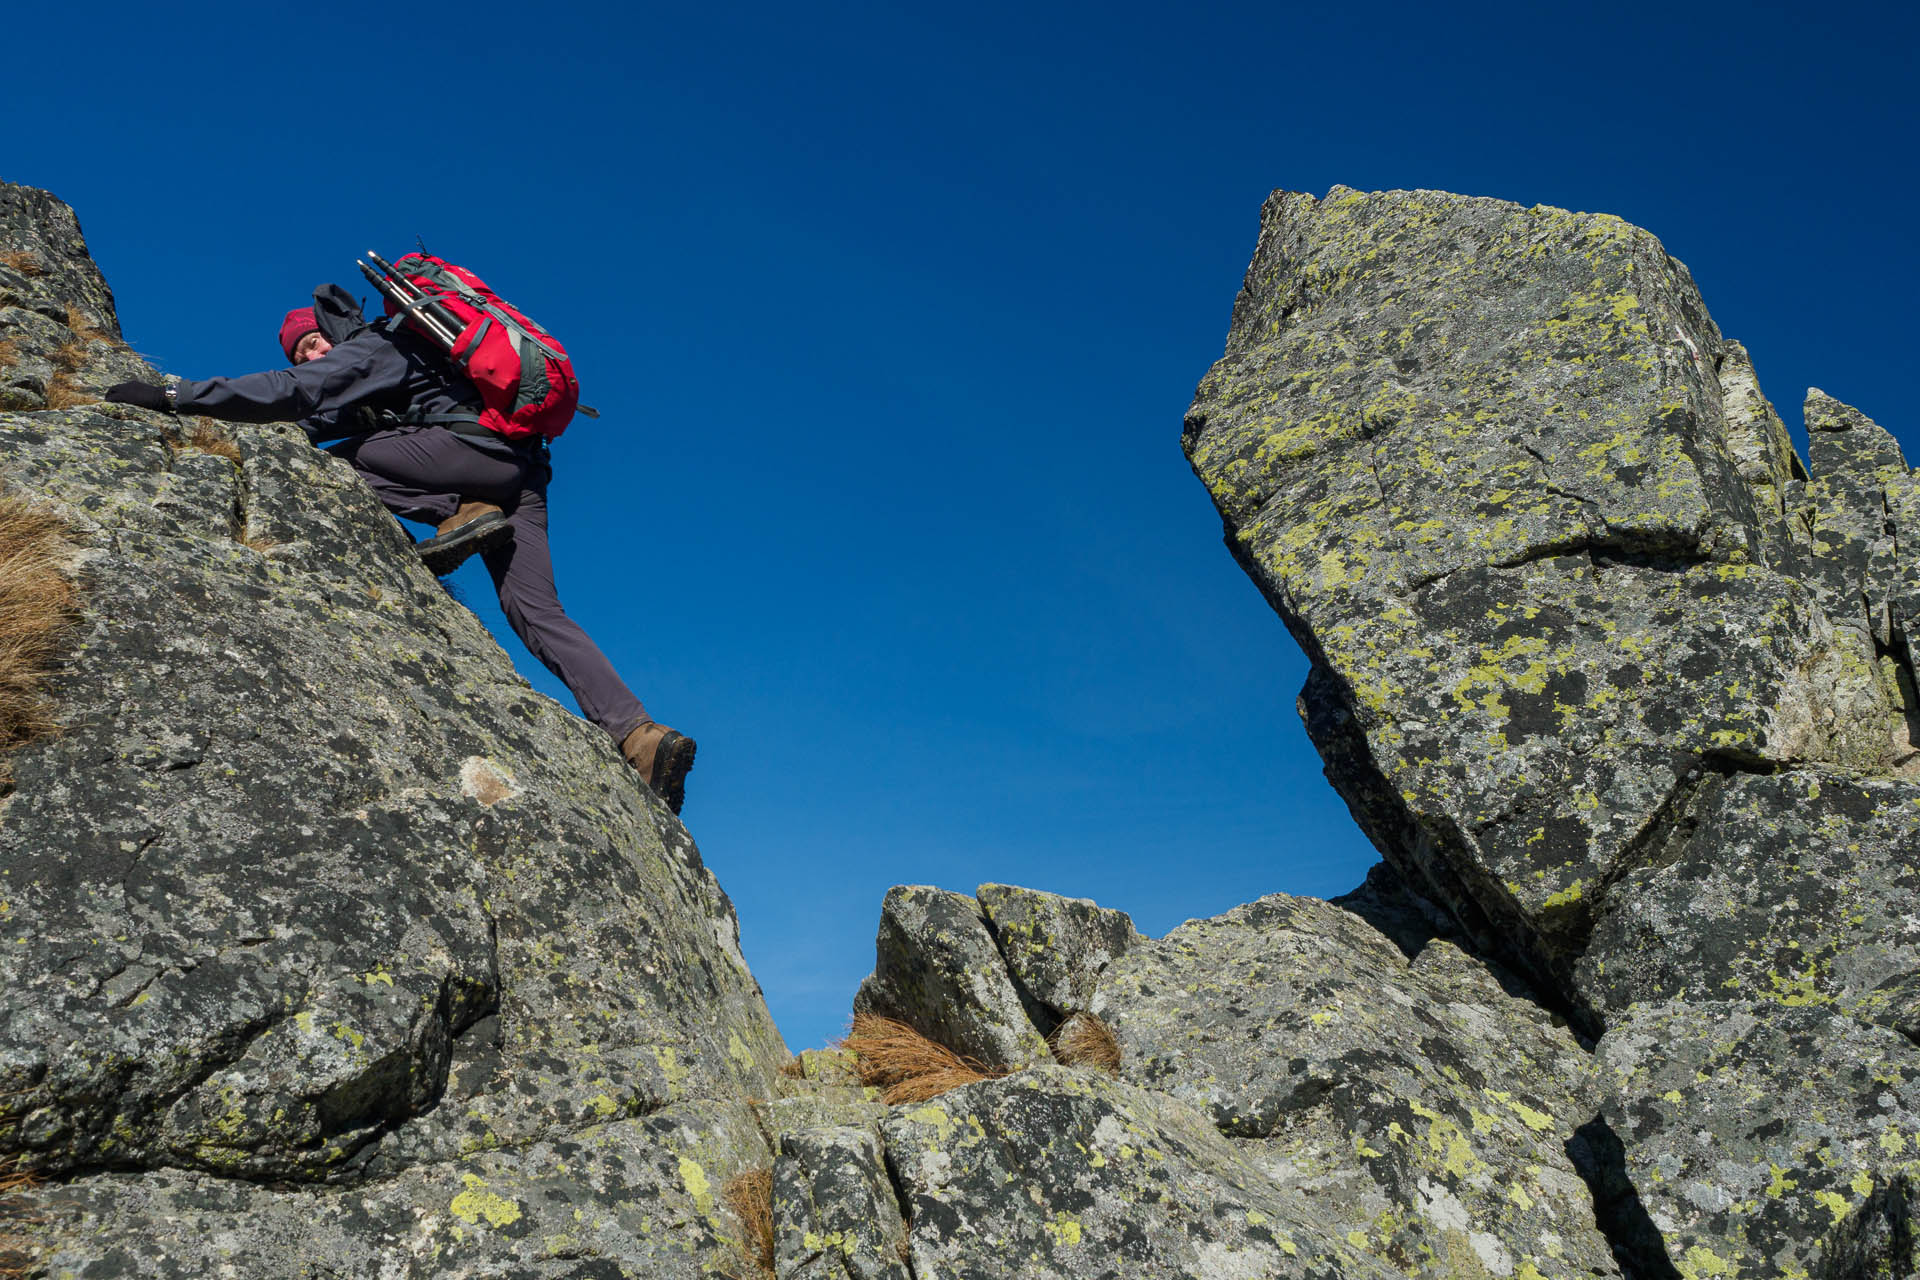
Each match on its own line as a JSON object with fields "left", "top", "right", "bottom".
{"left": 1184, "top": 185, "right": 1920, "bottom": 1277}
{"left": 1, "top": 180, "right": 1915, "bottom": 1278}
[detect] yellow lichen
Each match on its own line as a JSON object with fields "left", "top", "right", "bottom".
{"left": 450, "top": 1174, "right": 522, "bottom": 1229}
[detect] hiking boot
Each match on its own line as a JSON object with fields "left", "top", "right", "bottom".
{"left": 417, "top": 501, "right": 510, "bottom": 576}
{"left": 621, "top": 721, "right": 697, "bottom": 814}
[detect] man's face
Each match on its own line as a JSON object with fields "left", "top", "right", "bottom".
{"left": 293, "top": 332, "right": 333, "bottom": 365}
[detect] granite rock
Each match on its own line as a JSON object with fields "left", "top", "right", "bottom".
{"left": 882, "top": 1065, "right": 1403, "bottom": 1280}
{"left": 1184, "top": 185, "right": 1913, "bottom": 1022}
{"left": 1579, "top": 769, "right": 1920, "bottom": 1038}
{"left": 1093, "top": 876, "right": 1617, "bottom": 1277}
{"left": 976, "top": 881, "right": 1140, "bottom": 1030}
{"left": 32, "top": 1098, "right": 770, "bottom": 1279}
{"left": 773, "top": 1121, "right": 911, "bottom": 1280}
{"left": 1594, "top": 1000, "right": 1920, "bottom": 1278}
{"left": 851, "top": 884, "right": 1052, "bottom": 1070}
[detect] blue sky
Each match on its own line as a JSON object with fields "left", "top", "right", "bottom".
{"left": 7, "top": 0, "right": 1914, "bottom": 1051}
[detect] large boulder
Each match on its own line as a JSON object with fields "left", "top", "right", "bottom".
{"left": 1183, "top": 185, "right": 1912, "bottom": 1022}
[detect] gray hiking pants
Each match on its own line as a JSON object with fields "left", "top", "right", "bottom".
{"left": 328, "top": 426, "right": 652, "bottom": 744}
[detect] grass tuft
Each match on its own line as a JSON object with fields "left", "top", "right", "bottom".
{"left": 39, "top": 309, "right": 109, "bottom": 410}
{"left": 0, "top": 1156, "right": 41, "bottom": 1279}
{"left": 840, "top": 1014, "right": 1006, "bottom": 1104}
{"left": 61, "top": 309, "right": 102, "bottom": 347}
{"left": 722, "top": 1167, "right": 775, "bottom": 1280}
{"left": 40, "top": 377, "right": 90, "bottom": 410}
{"left": 0, "top": 340, "right": 17, "bottom": 371}
{"left": 777, "top": 1056, "right": 807, "bottom": 1079}
{"left": 182, "top": 419, "right": 241, "bottom": 463}
{"left": 0, "top": 493, "right": 78, "bottom": 784}
{"left": 1049, "top": 1011, "right": 1122, "bottom": 1075}
{"left": 0, "top": 251, "right": 45, "bottom": 278}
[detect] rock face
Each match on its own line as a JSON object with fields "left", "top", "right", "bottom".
{"left": 0, "top": 184, "right": 788, "bottom": 1277}
{"left": 1184, "top": 186, "right": 1910, "bottom": 1004}
{"left": 9, "top": 178, "right": 1920, "bottom": 1278}
{"left": 1579, "top": 769, "right": 1920, "bottom": 1036}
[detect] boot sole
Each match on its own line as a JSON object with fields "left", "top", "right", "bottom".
{"left": 418, "top": 512, "right": 511, "bottom": 576}
{"left": 651, "top": 732, "right": 697, "bottom": 815}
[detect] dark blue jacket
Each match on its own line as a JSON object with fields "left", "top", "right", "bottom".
{"left": 173, "top": 323, "right": 494, "bottom": 447}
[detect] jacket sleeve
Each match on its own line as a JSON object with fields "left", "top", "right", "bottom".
{"left": 171, "top": 330, "right": 409, "bottom": 425}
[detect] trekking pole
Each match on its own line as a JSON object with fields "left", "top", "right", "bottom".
{"left": 357, "top": 258, "right": 458, "bottom": 347}
{"left": 359, "top": 255, "right": 458, "bottom": 347}
{"left": 358, "top": 253, "right": 464, "bottom": 349}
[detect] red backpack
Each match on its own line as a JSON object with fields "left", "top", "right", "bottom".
{"left": 359, "top": 252, "right": 581, "bottom": 441}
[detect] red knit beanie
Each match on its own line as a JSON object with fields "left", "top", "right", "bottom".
{"left": 278, "top": 307, "right": 320, "bottom": 363}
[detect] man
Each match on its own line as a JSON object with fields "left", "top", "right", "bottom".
{"left": 104, "top": 303, "right": 698, "bottom": 813}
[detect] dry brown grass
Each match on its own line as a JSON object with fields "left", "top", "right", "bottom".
{"left": 239, "top": 529, "right": 277, "bottom": 554}
{"left": 42, "top": 339, "right": 90, "bottom": 409}
{"left": 0, "top": 1226, "right": 35, "bottom": 1276}
{"left": 40, "top": 376, "right": 90, "bottom": 410}
{"left": 721, "top": 1167, "right": 774, "bottom": 1280}
{"left": 39, "top": 310, "right": 106, "bottom": 411}
{"left": 0, "top": 1157, "right": 41, "bottom": 1279}
{"left": 1050, "top": 1011, "right": 1121, "bottom": 1075}
{"left": 839, "top": 1014, "right": 1006, "bottom": 1104}
{"left": 0, "top": 340, "right": 17, "bottom": 372}
{"left": 778, "top": 1056, "right": 807, "bottom": 1079}
{"left": 182, "top": 419, "right": 241, "bottom": 463}
{"left": 0, "top": 251, "right": 44, "bottom": 277}
{"left": 0, "top": 494, "right": 77, "bottom": 784}
{"left": 62, "top": 309, "right": 102, "bottom": 346}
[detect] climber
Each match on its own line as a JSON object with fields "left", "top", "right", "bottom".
{"left": 100, "top": 303, "right": 699, "bottom": 814}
